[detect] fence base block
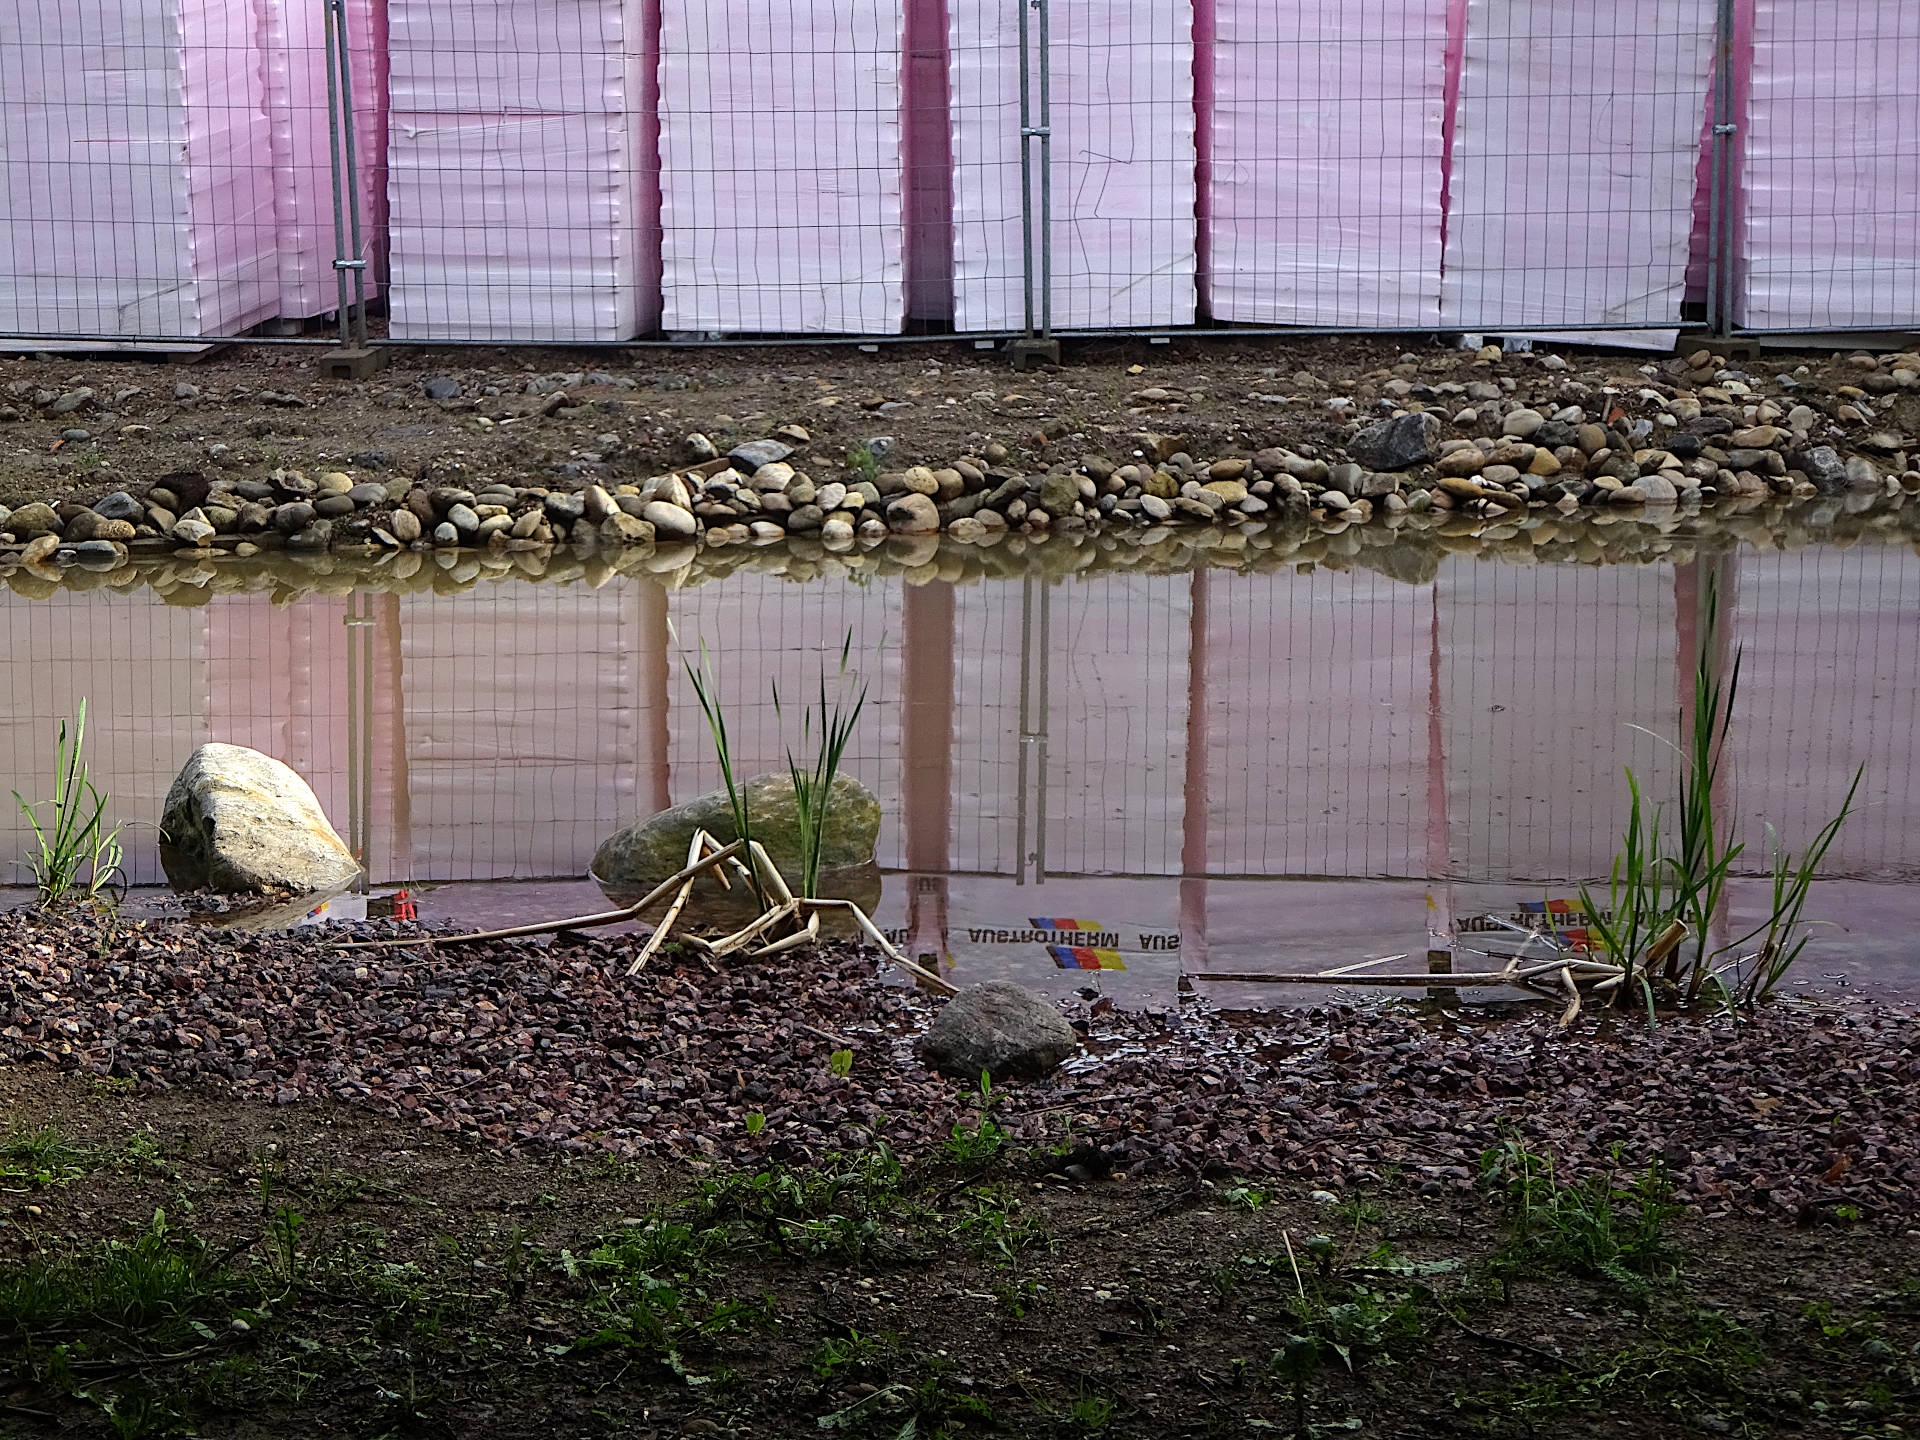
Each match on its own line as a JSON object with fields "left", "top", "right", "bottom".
{"left": 1007, "top": 337, "right": 1060, "bottom": 371}
{"left": 322, "top": 347, "right": 389, "bottom": 380}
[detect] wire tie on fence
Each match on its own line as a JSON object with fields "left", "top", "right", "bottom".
{"left": 1020, "top": 127, "right": 1051, "bottom": 138}
{"left": 332, "top": 259, "right": 369, "bottom": 271}
{"left": 1712, "top": 124, "right": 1739, "bottom": 136}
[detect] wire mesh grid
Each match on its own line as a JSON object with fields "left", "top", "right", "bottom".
{"left": 657, "top": 0, "right": 906, "bottom": 336}
{"left": 386, "top": 0, "right": 658, "bottom": 342}
{"left": 1438, "top": 0, "right": 1718, "bottom": 332}
{"left": 4, "top": 0, "right": 1920, "bottom": 345}
{"left": 1733, "top": 0, "right": 1920, "bottom": 333}
{"left": 0, "top": 0, "right": 282, "bottom": 340}
{"left": 1199, "top": 0, "right": 1448, "bottom": 329}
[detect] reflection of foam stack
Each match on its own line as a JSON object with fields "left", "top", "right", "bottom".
{"left": 0, "top": 0, "right": 278, "bottom": 337}
{"left": 387, "top": 0, "right": 656, "bottom": 341}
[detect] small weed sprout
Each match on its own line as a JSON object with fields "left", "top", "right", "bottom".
{"left": 844, "top": 443, "right": 881, "bottom": 487}
{"left": 12, "top": 700, "right": 128, "bottom": 907}
{"left": 744, "top": 1111, "right": 766, "bottom": 1137}
{"left": 1220, "top": 1181, "right": 1271, "bottom": 1212}
{"left": 1479, "top": 1139, "right": 1676, "bottom": 1298}
{"left": 266, "top": 1206, "right": 305, "bottom": 1288}
{"left": 827, "top": 1048, "right": 854, "bottom": 1079}
{"left": 944, "top": 1070, "right": 1009, "bottom": 1166}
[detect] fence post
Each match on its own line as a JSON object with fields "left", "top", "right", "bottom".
{"left": 1009, "top": 0, "right": 1059, "bottom": 369}
{"left": 323, "top": 0, "right": 384, "bottom": 378}
{"left": 1704, "top": 0, "right": 1738, "bottom": 338}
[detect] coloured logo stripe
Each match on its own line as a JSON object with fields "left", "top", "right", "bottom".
{"left": 1048, "top": 945, "right": 1127, "bottom": 971}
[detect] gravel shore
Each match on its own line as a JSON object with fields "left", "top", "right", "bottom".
{"left": 3, "top": 908, "right": 1914, "bottom": 1223}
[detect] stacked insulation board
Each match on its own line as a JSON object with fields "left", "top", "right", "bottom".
{"left": 947, "top": 0, "right": 1195, "bottom": 331}
{"left": 658, "top": 0, "right": 906, "bottom": 334}
{"left": 386, "top": 0, "right": 656, "bottom": 341}
{"left": 1738, "top": 0, "right": 1920, "bottom": 330}
{"left": 1440, "top": 0, "right": 1715, "bottom": 330}
{"left": 0, "top": 0, "right": 278, "bottom": 337}
{"left": 1206, "top": 0, "right": 1448, "bottom": 327}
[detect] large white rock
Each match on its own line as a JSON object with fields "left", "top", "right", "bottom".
{"left": 159, "top": 743, "right": 361, "bottom": 893}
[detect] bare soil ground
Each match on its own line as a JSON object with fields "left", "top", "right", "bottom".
{"left": 3, "top": 335, "right": 1911, "bottom": 515}
{"left": 2, "top": 1063, "right": 1915, "bottom": 1439}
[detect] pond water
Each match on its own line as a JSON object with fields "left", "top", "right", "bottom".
{"left": 5, "top": 503, "right": 1920, "bottom": 1004}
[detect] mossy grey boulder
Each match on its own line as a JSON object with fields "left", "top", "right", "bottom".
{"left": 591, "top": 771, "right": 881, "bottom": 896}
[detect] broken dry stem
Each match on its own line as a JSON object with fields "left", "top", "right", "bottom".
{"left": 331, "top": 840, "right": 749, "bottom": 951}
{"left": 627, "top": 830, "right": 729, "bottom": 975}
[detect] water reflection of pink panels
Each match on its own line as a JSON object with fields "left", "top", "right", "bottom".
{"left": 5, "top": 549, "right": 1918, "bottom": 994}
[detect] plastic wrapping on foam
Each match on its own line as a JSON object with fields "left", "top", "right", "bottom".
{"left": 0, "top": 0, "right": 278, "bottom": 337}
{"left": 1440, "top": 0, "right": 1714, "bottom": 330}
{"left": 1738, "top": 0, "right": 1920, "bottom": 331}
{"left": 386, "top": 0, "right": 655, "bottom": 341}
{"left": 1205, "top": 0, "right": 1447, "bottom": 328}
{"left": 948, "top": 0, "right": 1195, "bottom": 331}
{"left": 658, "top": 0, "right": 906, "bottom": 335}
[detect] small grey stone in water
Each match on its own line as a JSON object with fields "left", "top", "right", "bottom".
{"left": 1800, "top": 446, "right": 1848, "bottom": 493}
{"left": 918, "top": 981, "right": 1079, "bottom": 1081}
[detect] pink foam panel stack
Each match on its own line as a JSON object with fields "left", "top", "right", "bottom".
{"left": 1738, "top": 0, "right": 1920, "bottom": 330}
{"left": 658, "top": 0, "right": 906, "bottom": 335}
{"left": 386, "top": 0, "right": 656, "bottom": 341}
{"left": 0, "top": 0, "right": 278, "bottom": 338}
{"left": 1440, "top": 0, "right": 1715, "bottom": 330}
{"left": 254, "top": 0, "right": 385, "bottom": 321}
{"left": 948, "top": 0, "right": 1195, "bottom": 331}
{"left": 1207, "top": 1, "right": 1447, "bottom": 328}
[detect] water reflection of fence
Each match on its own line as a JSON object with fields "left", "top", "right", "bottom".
{"left": 3, "top": 547, "right": 1917, "bottom": 913}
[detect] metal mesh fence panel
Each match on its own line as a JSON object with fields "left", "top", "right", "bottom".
{"left": 1735, "top": 0, "right": 1920, "bottom": 332}
{"left": 6, "top": 0, "right": 1920, "bottom": 344}
{"left": 386, "top": 0, "right": 657, "bottom": 341}
{"left": 1200, "top": 0, "right": 1447, "bottom": 328}
{"left": 948, "top": 0, "right": 1197, "bottom": 331}
{"left": 0, "top": 0, "right": 281, "bottom": 340}
{"left": 1439, "top": 0, "right": 1717, "bottom": 332}
{"left": 256, "top": 0, "right": 386, "bottom": 322}
{"left": 658, "top": 0, "right": 906, "bottom": 335}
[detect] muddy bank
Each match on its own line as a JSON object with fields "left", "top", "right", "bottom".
{"left": 3, "top": 909, "right": 1915, "bottom": 1223}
